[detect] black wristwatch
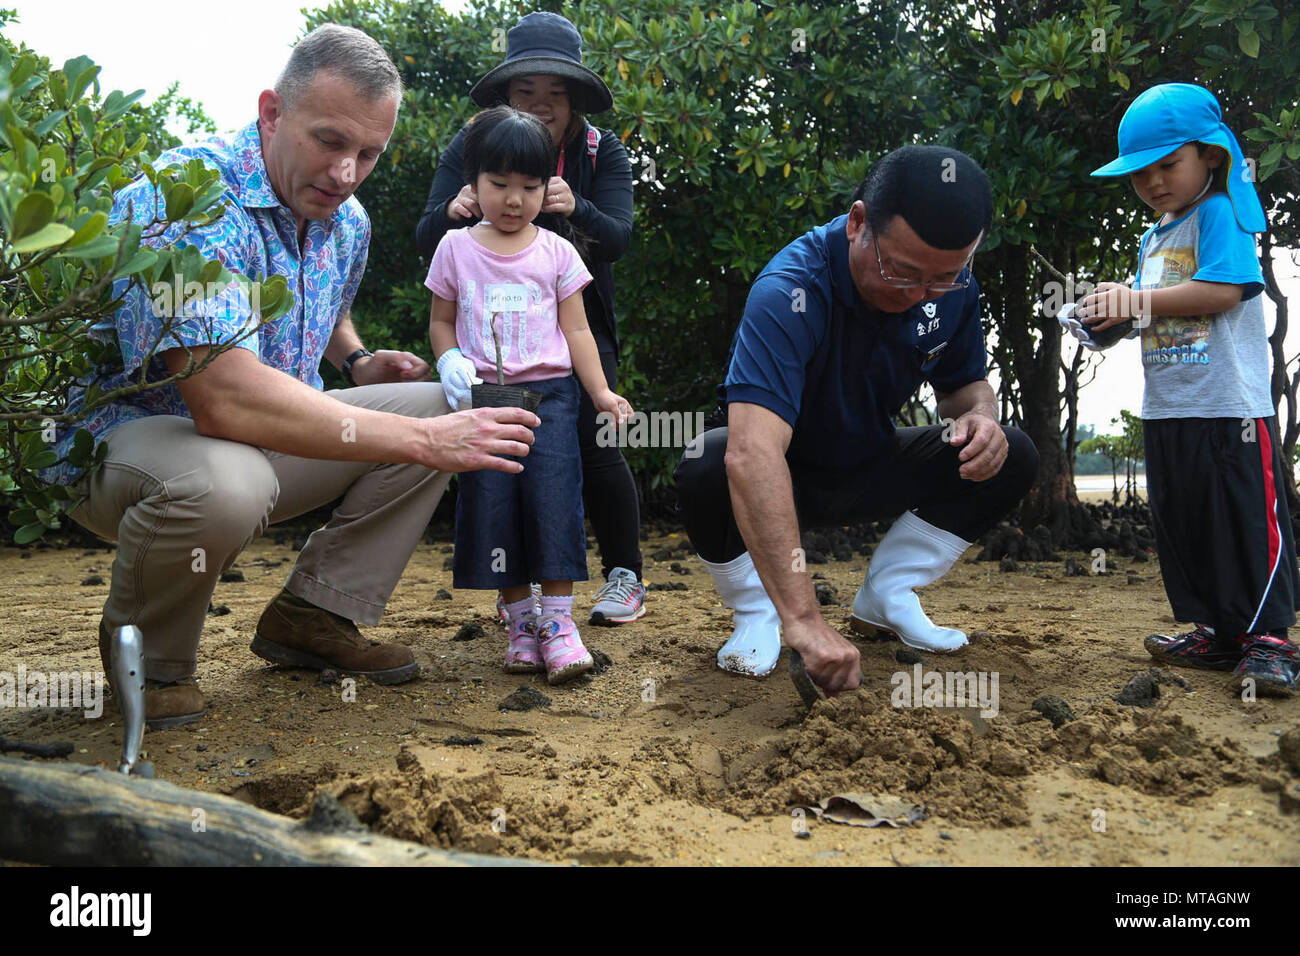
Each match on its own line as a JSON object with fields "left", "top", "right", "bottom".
{"left": 341, "top": 348, "right": 373, "bottom": 386}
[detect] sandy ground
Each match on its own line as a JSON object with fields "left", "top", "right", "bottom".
{"left": 2, "top": 507, "right": 1298, "bottom": 866}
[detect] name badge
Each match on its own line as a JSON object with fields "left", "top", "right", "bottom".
{"left": 485, "top": 283, "right": 528, "bottom": 313}
{"left": 1139, "top": 256, "right": 1164, "bottom": 289}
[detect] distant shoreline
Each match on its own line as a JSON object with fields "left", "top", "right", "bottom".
{"left": 1075, "top": 473, "right": 1146, "bottom": 494}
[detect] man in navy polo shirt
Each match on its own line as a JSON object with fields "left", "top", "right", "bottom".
{"left": 675, "top": 146, "right": 1038, "bottom": 694}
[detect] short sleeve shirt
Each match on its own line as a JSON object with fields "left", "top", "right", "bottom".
{"left": 1135, "top": 192, "right": 1270, "bottom": 419}
{"left": 425, "top": 226, "right": 592, "bottom": 384}
{"left": 42, "top": 121, "right": 372, "bottom": 486}
{"left": 724, "top": 215, "right": 987, "bottom": 472}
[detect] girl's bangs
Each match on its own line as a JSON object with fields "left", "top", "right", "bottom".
{"left": 472, "top": 113, "right": 554, "bottom": 181}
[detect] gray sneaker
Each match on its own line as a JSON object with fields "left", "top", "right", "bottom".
{"left": 589, "top": 567, "right": 647, "bottom": 625}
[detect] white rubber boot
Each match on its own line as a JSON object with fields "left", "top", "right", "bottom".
{"left": 701, "top": 551, "right": 782, "bottom": 677}
{"left": 851, "top": 511, "right": 971, "bottom": 652}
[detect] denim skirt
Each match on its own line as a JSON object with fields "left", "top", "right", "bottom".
{"left": 453, "top": 374, "right": 588, "bottom": 589}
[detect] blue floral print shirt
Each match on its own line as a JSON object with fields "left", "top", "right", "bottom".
{"left": 42, "top": 120, "right": 370, "bottom": 486}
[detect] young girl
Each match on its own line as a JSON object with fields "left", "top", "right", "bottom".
{"left": 1082, "top": 83, "right": 1299, "bottom": 695}
{"left": 425, "top": 106, "right": 632, "bottom": 684}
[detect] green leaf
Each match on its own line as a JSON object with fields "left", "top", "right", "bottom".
{"left": 113, "top": 248, "right": 158, "bottom": 278}
{"left": 165, "top": 182, "right": 195, "bottom": 220}
{"left": 67, "top": 62, "right": 100, "bottom": 104}
{"left": 9, "top": 508, "right": 38, "bottom": 527}
{"left": 9, "top": 221, "right": 75, "bottom": 254}
{"left": 33, "top": 109, "right": 68, "bottom": 138}
{"left": 49, "top": 70, "right": 68, "bottom": 109}
{"left": 67, "top": 428, "right": 94, "bottom": 467}
{"left": 101, "top": 88, "right": 145, "bottom": 122}
{"left": 11, "top": 191, "right": 55, "bottom": 239}
{"left": 56, "top": 234, "right": 119, "bottom": 259}
{"left": 25, "top": 265, "right": 46, "bottom": 298}
{"left": 66, "top": 210, "right": 108, "bottom": 247}
{"left": 1238, "top": 29, "right": 1260, "bottom": 57}
{"left": 199, "top": 258, "right": 223, "bottom": 286}
{"left": 14, "top": 523, "right": 46, "bottom": 545}
{"left": 38, "top": 142, "right": 67, "bottom": 180}
{"left": 28, "top": 449, "right": 58, "bottom": 469}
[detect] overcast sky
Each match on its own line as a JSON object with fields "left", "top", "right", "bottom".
{"left": 6, "top": 0, "right": 1296, "bottom": 435}
{"left": 6, "top": 0, "right": 336, "bottom": 134}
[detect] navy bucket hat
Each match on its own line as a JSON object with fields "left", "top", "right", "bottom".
{"left": 470, "top": 12, "right": 613, "bottom": 114}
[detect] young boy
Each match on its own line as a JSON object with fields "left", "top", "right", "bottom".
{"left": 1081, "top": 83, "right": 1299, "bottom": 695}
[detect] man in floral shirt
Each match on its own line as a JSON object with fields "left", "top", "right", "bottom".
{"left": 48, "top": 25, "right": 539, "bottom": 727}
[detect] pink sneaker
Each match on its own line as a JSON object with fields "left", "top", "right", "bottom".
{"left": 503, "top": 618, "right": 543, "bottom": 674}
{"left": 536, "top": 613, "right": 594, "bottom": 684}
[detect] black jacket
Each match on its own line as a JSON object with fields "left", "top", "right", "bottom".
{"left": 415, "top": 121, "right": 634, "bottom": 351}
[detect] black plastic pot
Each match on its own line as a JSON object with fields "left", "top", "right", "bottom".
{"left": 471, "top": 383, "right": 542, "bottom": 413}
{"left": 1087, "top": 317, "right": 1137, "bottom": 348}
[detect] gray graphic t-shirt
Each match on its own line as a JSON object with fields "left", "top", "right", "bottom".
{"left": 1135, "top": 192, "right": 1270, "bottom": 420}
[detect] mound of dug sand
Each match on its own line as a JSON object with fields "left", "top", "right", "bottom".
{"left": 1041, "top": 704, "right": 1274, "bottom": 801}
{"left": 275, "top": 691, "right": 1291, "bottom": 860}
{"left": 723, "top": 689, "right": 1032, "bottom": 828}
{"left": 703, "top": 692, "right": 1285, "bottom": 830}
{"left": 292, "top": 746, "right": 611, "bottom": 859}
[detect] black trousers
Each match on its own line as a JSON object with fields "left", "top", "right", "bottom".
{"left": 575, "top": 348, "right": 643, "bottom": 578}
{"left": 673, "top": 424, "right": 1039, "bottom": 562}
{"left": 1145, "top": 416, "right": 1300, "bottom": 637}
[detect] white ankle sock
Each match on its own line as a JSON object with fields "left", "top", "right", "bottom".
{"left": 504, "top": 597, "right": 537, "bottom": 624}
{"left": 539, "top": 595, "right": 573, "bottom": 619}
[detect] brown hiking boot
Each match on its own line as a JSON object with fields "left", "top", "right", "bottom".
{"left": 142, "top": 679, "right": 206, "bottom": 729}
{"left": 251, "top": 589, "right": 419, "bottom": 684}
{"left": 98, "top": 621, "right": 207, "bottom": 728}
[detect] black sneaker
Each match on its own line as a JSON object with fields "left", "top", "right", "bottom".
{"left": 1233, "top": 634, "right": 1300, "bottom": 696}
{"left": 1143, "top": 625, "right": 1241, "bottom": 671}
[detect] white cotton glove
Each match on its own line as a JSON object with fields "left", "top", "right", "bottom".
{"left": 436, "top": 348, "right": 482, "bottom": 410}
{"left": 1056, "top": 302, "right": 1105, "bottom": 352}
{"left": 1057, "top": 302, "right": 1138, "bottom": 352}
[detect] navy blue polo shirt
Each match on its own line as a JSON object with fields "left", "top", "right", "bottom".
{"left": 724, "top": 215, "right": 986, "bottom": 472}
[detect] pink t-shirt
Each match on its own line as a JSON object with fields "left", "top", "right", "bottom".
{"left": 425, "top": 226, "right": 593, "bottom": 384}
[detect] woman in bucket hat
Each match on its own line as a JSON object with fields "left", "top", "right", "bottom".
{"left": 1078, "top": 82, "right": 1299, "bottom": 695}
{"left": 416, "top": 12, "right": 648, "bottom": 626}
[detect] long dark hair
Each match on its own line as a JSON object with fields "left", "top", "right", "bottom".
{"left": 461, "top": 105, "right": 590, "bottom": 259}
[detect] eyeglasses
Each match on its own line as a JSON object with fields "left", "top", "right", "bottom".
{"left": 871, "top": 231, "right": 978, "bottom": 293}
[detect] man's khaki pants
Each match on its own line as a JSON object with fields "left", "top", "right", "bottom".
{"left": 71, "top": 383, "right": 453, "bottom": 682}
